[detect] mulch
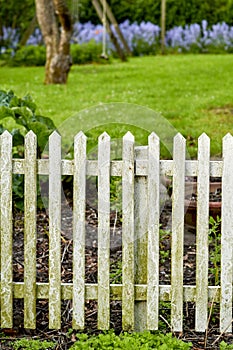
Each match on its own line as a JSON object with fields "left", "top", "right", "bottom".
{"left": 0, "top": 180, "right": 233, "bottom": 349}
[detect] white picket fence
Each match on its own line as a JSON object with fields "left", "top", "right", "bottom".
{"left": 0, "top": 130, "right": 233, "bottom": 333}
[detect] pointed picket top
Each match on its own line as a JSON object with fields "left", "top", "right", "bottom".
{"left": 223, "top": 133, "right": 233, "bottom": 151}
{"left": 98, "top": 132, "right": 110, "bottom": 162}
{"left": 74, "top": 131, "right": 87, "bottom": 143}
{"left": 98, "top": 131, "right": 110, "bottom": 143}
{"left": 198, "top": 133, "right": 210, "bottom": 158}
{"left": 1, "top": 130, "right": 12, "bottom": 137}
{"left": 25, "top": 130, "right": 36, "bottom": 138}
{"left": 148, "top": 132, "right": 160, "bottom": 153}
{"left": 148, "top": 132, "right": 159, "bottom": 143}
{"left": 25, "top": 130, "right": 37, "bottom": 144}
{"left": 148, "top": 132, "right": 160, "bottom": 164}
{"left": 223, "top": 133, "right": 233, "bottom": 158}
{"left": 1, "top": 130, "right": 12, "bottom": 141}
{"left": 173, "top": 133, "right": 186, "bottom": 158}
{"left": 223, "top": 132, "right": 233, "bottom": 140}
{"left": 174, "top": 132, "right": 186, "bottom": 144}
{"left": 49, "top": 130, "right": 61, "bottom": 142}
{"left": 123, "top": 131, "right": 134, "bottom": 142}
{"left": 198, "top": 132, "right": 210, "bottom": 143}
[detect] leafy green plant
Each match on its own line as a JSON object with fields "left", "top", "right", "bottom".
{"left": 220, "top": 341, "right": 233, "bottom": 349}
{"left": 209, "top": 215, "right": 221, "bottom": 285}
{"left": 70, "top": 330, "right": 192, "bottom": 349}
{"left": 0, "top": 89, "right": 55, "bottom": 210}
{"left": 110, "top": 259, "right": 122, "bottom": 284}
{"left": 159, "top": 228, "right": 171, "bottom": 264}
{"left": 12, "top": 338, "right": 55, "bottom": 350}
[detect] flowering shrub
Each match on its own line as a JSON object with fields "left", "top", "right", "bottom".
{"left": 166, "top": 20, "right": 233, "bottom": 53}
{"left": 1, "top": 19, "right": 233, "bottom": 62}
{"left": 72, "top": 20, "right": 161, "bottom": 55}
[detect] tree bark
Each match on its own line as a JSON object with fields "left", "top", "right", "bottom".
{"left": 35, "top": 0, "right": 72, "bottom": 84}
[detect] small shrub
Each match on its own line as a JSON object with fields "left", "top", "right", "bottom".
{"left": 0, "top": 42, "right": 111, "bottom": 67}
{"left": 71, "top": 41, "right": 112, "bottom": 65}
{"left": 9, "top": 45, "right": 46, "bottom": 66}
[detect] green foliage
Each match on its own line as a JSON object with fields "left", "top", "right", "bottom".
{"left": 9, "top": 45, "right": 46, "bottom": 67}
{"left": 71, "top": 41, "right": 112, "bottom": 65}
{"left": 209, "top": 215, "right": 221, "bottom": 285}
{"left": 1, "top": 55, "right": 233, "bottom": 158}
{"left": 0, "top": 42, "right": 111, "bottom": 67}
{"left": 220, "top": 341, "right": 233, "bottom": 349}
{"left": 0, "top": 0, "right": 35, "bottom": 45}
{"left": 1, "top": 0, "right": 233, "bottom": 50}
{"left": 160, "top": 228, "right": 171, "bottom": 264}
{"left": 110, "top": 259, "right": 122, "bottom": 283}
{"left": 131, "top": 37, "right": 159, "bottom": 57}
{"left": 70, "top": 330, "right": 192, "bottom": 349}
{"left": 12, "top": 338, "right": 55, "bottom": 350}
{"left": 0, "top": 89, "right": 55, "bottom": 210}
{"left": 77, "top": 0, "right": 233, "bottom": 28}
{"left": 0, "top": 89, "right": 55, "bottom": 152}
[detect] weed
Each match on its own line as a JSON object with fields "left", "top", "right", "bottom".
{"left": 69, "top": 330, "right": 192, "bottom": 349}
{"left": 209, "top": 215, "right": 221, "bottom": 285}
{"left": 12, "top": 338, "right": 55, "bottom": 350}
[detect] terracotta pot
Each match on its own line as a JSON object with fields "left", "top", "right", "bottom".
{"left": 184, "top": 182, "right": 222, "bottom": 227}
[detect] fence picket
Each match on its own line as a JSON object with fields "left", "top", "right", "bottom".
{"left": 134, "top": 146, "right": 148, "bottom": 331}
{"left": 220, "top": 133, "right": 233, "bottom": 332}
{"left": 24, "top": 131, "right": 37, "bottom": 329}
{"left": 147, "top": 133, "right": 160, "bottom": 330}
{"left": 171, "top": 133, "right": 185, "bottom": 332}
{"left": 49, "top": 131, "right": 61, "bottom": 329}
{"left": 0, "top": 131, "right": 13, "bottom": 328}
{"left": 122, "top": 132, "right": 135, "bottom": 331}
{"left": 97, "top": 132, "right": 110, "bottom": 329}
{"left": 195, "top": 133, "right": 210, "bottom": 331}
{"left": 72, "top": 132, "right": 87, "bottom": 329}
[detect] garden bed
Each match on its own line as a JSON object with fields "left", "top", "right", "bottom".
{"left": 0, "top": 182, "right": 232, "bottom": 349}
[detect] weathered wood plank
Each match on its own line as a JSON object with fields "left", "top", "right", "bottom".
{"left": 49, "top": 132, "right": 61, "bottom": 329}
{"left": 97, "top": 132, "right": 110, "bottom": 330}
{"left": 220, "top": 133, "right": 233, "bottom": 332}
{"left": 13, "top": 158, "right": 223, "bottom": 178}
{"left": 134, "top": 146, "right": 148, "bottom": 331}
{"left": 9, "top": 281, "right": 221, "bottom": 303}
{"left": 195, "top": 133, "right": 210, "bottom": 332}
{"left": 122, "top": 132, "right": 135, "bottom": 331}
{"left": 147, "top": 133, "right": 160, "bottom": 330}
{"left": 171, "top": 133, "right": 185, "bottom": 332}
{"left": 24, "top": 132, "right": 37, "bottom": 329}
{"left": 0, "top": 131, "right": 13, "bottom": 328}
{"left": 72, "top": 132, "right": 86, "bottom": 329}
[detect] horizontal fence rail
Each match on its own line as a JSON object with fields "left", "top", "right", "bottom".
{"left": 0, "top": 130, "right": 232, "bottom": 333}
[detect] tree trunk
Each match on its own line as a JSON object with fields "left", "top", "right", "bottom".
{"left": 35, "top": 0, "right": 72, "bottom": 84}
{"left": 19, "top": 14, "right": 38, "bottom": 47}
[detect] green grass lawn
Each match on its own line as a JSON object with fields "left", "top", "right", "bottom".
{"left": 1, "top": 54, "right": 233, "bottom": 157}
